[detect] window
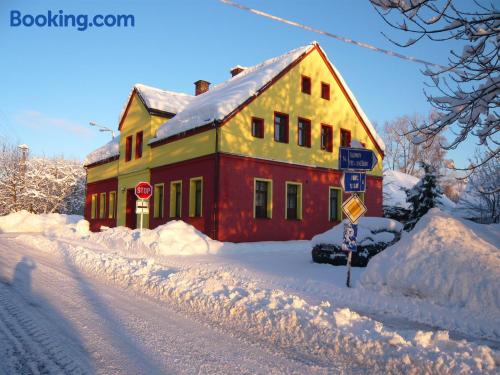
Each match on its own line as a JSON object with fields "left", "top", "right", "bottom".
{"left": 321, "top": 124, "right": 333, "bottom": 152}
{"left": 286, "top": 183, "right": 302, "bottom": 220}
{"left": 329, "top": 188, "right": 342, "bottom": 221}
{"left": 135, "top": 131, "right": 143, "bottom": 159}
{"left": 108, "top": 191, "right": 116, "bottom": 219}
{"left": 254, "top": 179, "right": 272, "bottom": 219}
{"left": 274, "top": 112, "right": 289, "bottom": 143}
{"left": 340, "top": 129, "right": 351, "bottom": 148}
{"left": 169, "top": 181, "right": 182, "bottom": 218}
{"left": 99, "top": 192, "right": 106, "bottom": 219}
{"left": 125, "top": 135, "right": 133, "bottom": 161}
{"left": 297, "top": 118, "right": 311, "bottom": 148}
{"left": 91, "top": 194, "right": 97, "bottom": 219}
{"left": 321, "top": 82, "right": 330, "bottom": 100}
{"left": 189, "top": 177, "right": 203, "bottom": 217}
{"left": 251, "top": 117, "right": 264, "bottom": 138}
{"left": 301, "top": 75, "right": 311, "bottom": 94}
{"left": 154, "top": 184, "right": 164, "bottom": 218}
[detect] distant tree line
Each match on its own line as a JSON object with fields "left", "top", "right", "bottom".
{"left": 0, "top": 140, "right": 85, "bottom": 216}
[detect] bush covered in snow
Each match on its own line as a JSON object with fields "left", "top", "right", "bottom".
{"left": 311, "top": 217, "right": 403, "bottom": 267}
{"left": 360, "top": 208, "right": 500, "bottom": 320}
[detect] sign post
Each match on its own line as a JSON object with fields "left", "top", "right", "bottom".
{"left": 339, "top": 145, "right": 374, "bottom": 288}
{"left": 134, "top": 182, "right": 152, "bottom": 231}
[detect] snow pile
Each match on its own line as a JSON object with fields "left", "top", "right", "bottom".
{"left": 311, "top": 217, "right": 403, "bottom": 247}
{"left": 84, "top": 136, "right": 120, "bottom": 166}
{"left": 383, "top": 169, "right": 455, "bottom": 209}
{"left": 90, "top": 220, "right": 223, "bottom": 256}
{"left": 360, "top": 208, "right": 500, "bottom": 319}
{"left": 0, "top": 210, "right": 83, "bottom": 234}
{"left": 15, "top": 233, "right": 498, "bottom": 373}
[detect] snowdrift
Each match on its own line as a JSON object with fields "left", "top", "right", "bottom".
{"left": 0, "top": 210, "right": 85, "bottom": 234}
{"left": 360, "top": 208, "right": 500, "bottom": 319}
{"left": 312, "top": 217, "right": 403, "bottom": 247}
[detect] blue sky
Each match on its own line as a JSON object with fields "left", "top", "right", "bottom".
{"left": 0, "top": 0, "right": 476, "bottom": 167}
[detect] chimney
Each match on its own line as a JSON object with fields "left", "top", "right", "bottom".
{"left": 194, "top": 80, "right": 210, "bottom": 96}
{"left": 230, "top": 65, "right": 246, "bottom": 77}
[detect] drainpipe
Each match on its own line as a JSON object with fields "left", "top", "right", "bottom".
{"left": 213, "top": 120, "right": 221, "bottom": 240}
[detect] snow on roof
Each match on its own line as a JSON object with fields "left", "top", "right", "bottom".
{"left": 151, "top": 43, "right": 316, "bottom": 143}
{"left": 84, "top": 136, "right": 120, "bottom": 166}
{"left": 118, "top": 84, "right": 194, "bottom": 126}
{"left": 151, "top": 42, "right": 385, "bottom": 152}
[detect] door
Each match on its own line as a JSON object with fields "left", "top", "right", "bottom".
{"left": 125, "top": 188, "right": 137, "bottom": 229}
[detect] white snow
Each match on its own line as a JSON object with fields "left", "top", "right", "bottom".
{"left": 0, "top": 210, "right": 83, "bottom": 234}
{"left": 134, "top": 83, "right": 194, "bottom": 115}
{"left": 83, "top": 135, "right": 120, "bottom": 166}
{"left": 311, "top": 217, "right": 403, "bottom": 247}
{"left": 383, "top": 169, "right": 456, "bottom": 209}
{"left": 360, "top": 208, "right": 500, "bottom": 319}
{"left": 2, "top": 210, "right": 499, "bottom": 372}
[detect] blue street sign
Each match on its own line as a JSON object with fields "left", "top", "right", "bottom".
{"left": 341, "top": 222, "right": 358, "bottom": 252}
{"left": 339, "top": 147, "right": 378, "bottom": 171}
{"left": 342, "top": 172, "right": 366, "bottom": 193}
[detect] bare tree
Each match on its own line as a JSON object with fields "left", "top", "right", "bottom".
{"left": 371, "top": 0, "right": 499, "bottom": 173}
{"left": 383, "top": 112, "right": 449, "bottom": 175}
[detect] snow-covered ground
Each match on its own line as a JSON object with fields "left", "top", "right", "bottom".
{"left": 1, "top": 210, "right": 499, "bottom": 373}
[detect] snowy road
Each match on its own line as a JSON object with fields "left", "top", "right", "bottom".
{"left": 0, "top": 235, "right": 335, "bottom": 374}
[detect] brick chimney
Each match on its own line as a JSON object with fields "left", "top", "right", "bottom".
{"left": 230, "top": 65, "right": 246, "bottom": 77}
{"left": 194, "top": 80, "right": 210, "bottom": 96}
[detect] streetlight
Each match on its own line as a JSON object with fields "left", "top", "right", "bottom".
{"left": 89, "top": 121, "right": 116, "bottom": 139}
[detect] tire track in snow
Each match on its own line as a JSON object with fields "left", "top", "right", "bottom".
{"left": 0, "top": 283, "right": 90, "bottom": 375}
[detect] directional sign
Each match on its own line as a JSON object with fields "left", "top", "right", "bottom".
{"left": 339, "top": 147, "right": 378, "bottom": 171}
{"left": 342, "top": 193, "right": 367, "bottom": 224}
{"left": 341, "top": 222, "right": 358, "bottom": 252}
{"left": 135, "top": 182, "right": 152, "bottom": 200}
{"left": 342, "top": 172, "right": 366, "bottom": 193}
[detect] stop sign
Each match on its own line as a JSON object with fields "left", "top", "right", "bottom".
{"left": 135, "top": 181, "right": 152, "bottom": 200}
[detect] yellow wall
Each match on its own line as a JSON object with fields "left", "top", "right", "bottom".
{"left": 86, "top": 160, "right": 118, "bottom": 183}
{"left": 117, "top": 169, "right": 150, "bottom": 227}
{"left": 219, "top": 48, "right": 383, "bottom": 176}
{"left": 150, "top": 129, "right": 216, "bottom": 168}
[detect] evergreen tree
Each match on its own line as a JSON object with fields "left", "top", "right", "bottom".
{"left": 405, "top": 162, "right": 443, "bottom": 231}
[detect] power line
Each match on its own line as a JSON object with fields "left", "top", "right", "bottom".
{"left": 219, "top": 0, "right": 449, "bottom": 70}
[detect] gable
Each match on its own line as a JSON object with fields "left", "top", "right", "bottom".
{"left": 219, "top": 46, "right": 383, "bottom": 176}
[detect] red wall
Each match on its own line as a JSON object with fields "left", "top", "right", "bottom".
{"left": 150, "top": 155, "right": 216, "bottom": 236}
{"left": 85, "top": 177, "right": 118, "bottom": 232}
{"left": 217, "top": 154, "right": 382, "bottom": 242}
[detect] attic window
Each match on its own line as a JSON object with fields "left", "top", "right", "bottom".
{"left": 251, "top": 117, "right": 264, "bottom": 138}
{"left": 340, "top": 129, "right": 351, "bottom": 148}
{"left": 321, "top": 82, "right": 330, "bottom": 100}
{"left": 301, "top": 75, "right": 311, "bottom": 95}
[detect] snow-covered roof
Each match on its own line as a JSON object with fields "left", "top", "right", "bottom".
{"left": 151, "top": 42, "right": 385, "bottom": 152}
{"left": 84, "top": 136, "right": 120, "bottom": 166}
{"left": 118, "top": 83, "right": 194, "bottom": 127}
{"left": 151, "top": 43, "right": 316, "bottom": 143}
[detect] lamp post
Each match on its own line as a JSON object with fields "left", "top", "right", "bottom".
{"left": 89, "top": 121, "right": 116, "bottom": 139}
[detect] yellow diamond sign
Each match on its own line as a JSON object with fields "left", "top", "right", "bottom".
{"left": 342, "top": 194, "right": 367, "bottom": 223}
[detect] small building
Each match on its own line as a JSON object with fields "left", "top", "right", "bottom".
{"left": 84, "top": 42, "right": 385, "bottom": 242}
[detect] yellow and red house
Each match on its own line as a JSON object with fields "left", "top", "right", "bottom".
{"left": 84, "top": 42, "right": 385, "bottom": 242}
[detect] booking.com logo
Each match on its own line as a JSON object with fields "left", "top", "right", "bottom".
{"left": 10, "top": 10, "right": 135, "bottom": 31}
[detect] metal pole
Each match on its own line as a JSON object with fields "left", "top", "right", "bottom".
{"left": 140, "top": 199, "right": 143, "bottom": 231}
{"left": 346, "top": 251, "right": 352, "bottom": 288}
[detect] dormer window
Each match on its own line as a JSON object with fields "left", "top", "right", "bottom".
{"left": 125, "top": 135, "right": 133, "bottom": 161}
{"left": 135, "top": 131, "right": 143, "bottom": 159}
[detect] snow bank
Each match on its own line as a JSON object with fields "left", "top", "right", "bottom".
{"left": 83, "top": 136, "right": 119, "bottom": 166}
{"left": 90, "top": 220, "right": 223, "bottom": 256}
{"left": 15, "top": 233, "right": 498, "bottom": 373}
{"left": 311, "top": 217, "right": 403, "bottom": 247}
{"left": 360, "top": 208, "right": 500, "bottom": 319}
{"left": 0, "top": 210, "right": 84, "bottom": 234}
{"left": 384, "top": 169, "right": 456, "bottom": 209}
